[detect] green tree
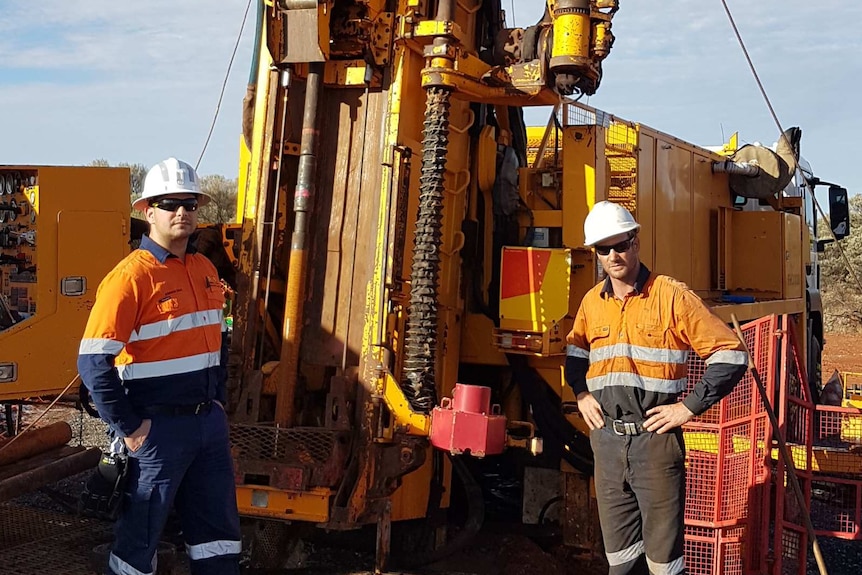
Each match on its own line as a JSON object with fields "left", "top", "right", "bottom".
{"left": 121, "top": 162, "right": 149, "bottom": 200}
{"left": 819, "top": 194, "right": 862, "bottom": 333}
{"left": 197, "top": 175, "right": 238, "bottom": 224}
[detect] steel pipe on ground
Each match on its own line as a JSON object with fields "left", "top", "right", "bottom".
{"left": 0, "top": 421, "right": 73, "bottom": 467}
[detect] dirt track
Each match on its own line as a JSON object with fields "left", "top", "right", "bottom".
{"left": 823, "top": 332, "right": 862, "bottom": 378}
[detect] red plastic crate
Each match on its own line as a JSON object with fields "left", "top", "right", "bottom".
{"left": 778, "top": 525, "right": 807, "bottom": 575}
{"left": 684, "top": 525, "right": 745, "bottom": 575}
{"left": 682, "top": 316, "right": 777, "bottom": 574}
{"left": 810, "top": 476, "right": 862, "bottom": 540}
{"left": 816, "top": 404, "right": 862, "bottom": 447}
{"left": 686, "top": 316, "right": 777, "bottom": 427}
{"left": 684, "top": 417, "right": 770, "bottom": 526}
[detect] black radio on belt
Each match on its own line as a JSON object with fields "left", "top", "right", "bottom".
{"left": 79, "top": 450, "right": 129, "bottom": 521}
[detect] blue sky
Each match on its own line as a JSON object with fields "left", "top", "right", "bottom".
{"left": 513, "top": 0, "right": 862, "bottom": 205}
{"left": 1, "top": 0, "right": 860, "bottom": 210}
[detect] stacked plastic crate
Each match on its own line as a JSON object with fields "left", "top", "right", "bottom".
{"left": 810, "top": 369, "right": 862, "bottom": 542}
{"left": 682, "top": 315, "right": 776, "bottom": 575}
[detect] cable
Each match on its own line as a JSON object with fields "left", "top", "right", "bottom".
{"left": 720, "top": 0, "right": 862, "bottom": 296}
{"left": 196, "top": 0, "right": 254, "bottom": 171}
{"left": 719, "top": 1, "right": 783, "bottom": 143}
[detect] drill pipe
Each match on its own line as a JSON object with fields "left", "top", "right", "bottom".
{"left": 275, "top": 62, "right": 324, "bottom": 427}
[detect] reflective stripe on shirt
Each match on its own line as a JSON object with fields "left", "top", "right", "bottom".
{"left": 587, "top": 372, "right": 687, "bottom": 394}
{"left": 128, "top": 309, "right": 224, "bottom": 343}
{"left": 589, "top": 343, "right": 689, "bottom": 365}
{"left": 705, "top": 349, "right": 748, "bottom": 366}
{"left": 116, "top": 351, "right": 221, "bottom": 381}
{"left": 567, "top": 344, "right": 590, "bottom": 358}
{"left": 79, "top": 338, "right": 125, "bottom": 356}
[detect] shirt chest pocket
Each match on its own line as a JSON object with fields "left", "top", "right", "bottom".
{"left": 207, "top": 287, "right": 225, "bottom": 308}
{"left": 636, "top": 304, "right": 669, "bottom": 343}
{"left": 636, "top": 320, "right": 668, "bottom": 345}
{"left": 204, "top": 275, "right": 226, "bottom": 307}
{"left": 589, "top": 325, "right": 611, "bottom": 345}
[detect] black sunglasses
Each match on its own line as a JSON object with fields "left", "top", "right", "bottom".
{"left": 595, "top": 236, "right": 635, "bottom": 256}
{"left": 149, "top": 198, "right": 199, "bottom": 212}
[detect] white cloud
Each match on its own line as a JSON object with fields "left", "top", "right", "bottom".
{"left": 572, "top": 0, "right": 862, "bottom": 196}
{"left": 1, "top": 0, "right": 860, "bottom": 199}
{"left": 0, "top": 0, "right": 253, "bottom": 175}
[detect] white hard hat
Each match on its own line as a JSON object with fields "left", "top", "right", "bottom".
{"left": 583, "top": 201, "right": 640, "bottom": 246}
{"left": 133, "top": 158, "right": 212, "bottom": 212}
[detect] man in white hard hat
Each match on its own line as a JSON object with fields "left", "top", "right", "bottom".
{"left": 565, "top": 201, "right": 748, "bottom": 575}
{"left": 78, "top": 158, "right": 241, "bottom": 575}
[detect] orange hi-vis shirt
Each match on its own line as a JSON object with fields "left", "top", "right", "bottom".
{"left": 565, "top": 265, "right": 748, "bottom": 419}
{"left": 77, "top": 235, "right": 227, "bottom": 436}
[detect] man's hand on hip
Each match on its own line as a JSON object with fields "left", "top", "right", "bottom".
{"left": 644, "top": 402, "right": 694, "bottom": 434}
{"left": 576, "top": 391, "right": 604, "bottom": 430}
{"left": 123, "top": 419, "right": 152, "bottom": 452}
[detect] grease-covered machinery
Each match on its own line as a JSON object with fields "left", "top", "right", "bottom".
{"left": 225, "top": 0, "right": 849, "bottom": 566}
{"left": 223, "top": 0, "right": 846, "bottom": 555}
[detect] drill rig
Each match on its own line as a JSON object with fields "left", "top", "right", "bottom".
{"left": 227, "top": 0, "right": 849, "bottom": 567}
{"left": 231, "top": 0, "right": 614, "bottom": 541}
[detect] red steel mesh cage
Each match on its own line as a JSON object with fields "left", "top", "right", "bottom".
{"left": 812, "top": 369, "right": 862, "bottom": 540}
{"left": 774, "top": 318, "right": 815, "bottom": 575}
{"left": 684, "top": 525, "right": 745, "bottom": 575}
{"left": 810, "top": 476, "right": 862, "bottom": 540}
{"left": 682, "top": 315, "right": 777, "bottom": 575}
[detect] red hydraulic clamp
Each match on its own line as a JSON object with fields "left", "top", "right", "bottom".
{"left": 429, "top": 383, "right": 508, "bottom": 457}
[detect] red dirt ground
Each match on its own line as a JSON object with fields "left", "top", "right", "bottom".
{"left": 822, "top": 331, "right": 862, "bottom": 379}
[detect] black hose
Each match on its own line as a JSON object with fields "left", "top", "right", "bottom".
{"left": 507, "top": 354, "right": 594, "bottom": 474}
{"left": 394, "top": 455, "right": 484, "bottom": 568}
{"left": 537, "top": 495, "right": 563, "bottom": 525}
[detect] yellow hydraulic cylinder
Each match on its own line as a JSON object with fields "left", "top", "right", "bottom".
{"left": 550, "top": 0, "right": 592, "bottom": 70}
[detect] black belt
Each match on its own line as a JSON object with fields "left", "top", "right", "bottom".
{"left": 139, "top": 401, "right": 213, "bottom": 417}
{"left": 604, "top": 415, "right": 647, "bottom": 436}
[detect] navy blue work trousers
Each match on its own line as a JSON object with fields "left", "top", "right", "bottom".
{"left": 591, "top": 426, "right": 687, "bottom": 575}
{"left": 107, "top": 404, "right": 241, "bottom": 575}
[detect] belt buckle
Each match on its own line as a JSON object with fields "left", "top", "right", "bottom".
{"left": 194, "top": 402, "right": 206, "bottom": 415}
{"left": 611, "top": 419, "right": 637, "bottom": 436}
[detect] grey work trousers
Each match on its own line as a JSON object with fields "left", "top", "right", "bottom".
{"left": 591, "top": 425, "right": 687, "bottom": 575}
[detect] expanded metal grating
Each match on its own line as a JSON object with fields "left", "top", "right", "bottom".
{"left": 230, "top": 424, "right": 340, "bottom": 464}
{"left": 0, "top": 503, "right": 113, "bottom": 574}
{"left": 0, "top": 503, "right": 192, "bottom": 574}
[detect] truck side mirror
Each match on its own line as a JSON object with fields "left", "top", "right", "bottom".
{"left": 828, "top": 185, "right": 850, "bottom": 240}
